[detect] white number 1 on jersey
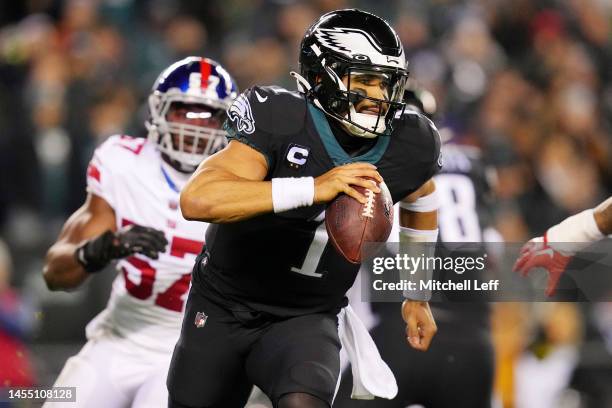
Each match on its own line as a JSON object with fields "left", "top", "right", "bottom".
{"left": 291, "top": 222, "right": 328, "bottom": 278}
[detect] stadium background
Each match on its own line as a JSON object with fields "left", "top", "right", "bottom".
{"left": 0, "top": 0, "right": 611, "bottom": 407}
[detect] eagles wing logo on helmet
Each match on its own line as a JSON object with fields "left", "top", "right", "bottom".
{"left": 228, "top": 94, "right": 255, "bottom": 134}
{"left": 314, "top": 27, "right": 404, "bottom": 68}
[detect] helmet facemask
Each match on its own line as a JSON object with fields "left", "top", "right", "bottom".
{"left": 300, "top": 43, "right": 408, "bottom": 139}
{"left": 147, "top": 91, "right": 228, "bottom": 173}
{"left": 324, "top": 65, "right": 408, "bottom": 138}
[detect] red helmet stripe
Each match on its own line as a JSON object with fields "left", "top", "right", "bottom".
{"left": 200, "top": 60, "right": 211, "bottom": 90}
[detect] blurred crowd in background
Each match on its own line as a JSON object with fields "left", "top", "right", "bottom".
{"left": 0, "top": 0, "right": 611, "bottom": 407}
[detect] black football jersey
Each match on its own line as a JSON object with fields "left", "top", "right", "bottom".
{"left": 196, "top": 86, "right": 441, "bottom": 318}
{"left": 431, "top": 143, "right": 497, "bottom": 329}
{"left": 435, "top": 144, "right": 495, "bottom": 243}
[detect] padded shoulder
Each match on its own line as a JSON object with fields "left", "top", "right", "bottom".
{"left": 225, "top": 86, "right": 308, "bottom": 170}
{"left": 393, "top": 111, "right": 442, "bottom": 176}
{"left": 93, "top": 135, "right": 150, "bottom": 170}
{"left": 227, "top": 85, "right": 307, "bottom": 136}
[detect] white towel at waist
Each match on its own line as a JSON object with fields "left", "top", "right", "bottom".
{"left": 337, "top": 305, "right": 398, "bottom": 400}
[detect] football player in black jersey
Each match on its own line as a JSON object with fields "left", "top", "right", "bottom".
{"left": 335, "top": 85, "right": 499, "bottom": 408}
{"left": 168, "top": 10, "right": 442, "bottom": 408}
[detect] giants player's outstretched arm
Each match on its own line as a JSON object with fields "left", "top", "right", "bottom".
{"left": 44, "top": 194, "right": 167, "bottom": 291}
{"left": 594, "top": 196, "right": 612, "bottom": 235}
{"left": 180, "top": 140, "right": 383, "bottom": 223}
{"left": 514, "top": 196, "right": 611, "bottom": 296}
{"left": 44, "top": 194, "right": 116, "bottom": 290}
{"left": 398, "top": 178, "right": 439, "bottom": 351}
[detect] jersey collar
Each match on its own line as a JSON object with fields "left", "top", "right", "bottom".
{"left": 160, "top": 161, "right": 190, "bottom": 193}
{"left": 307, "top": 103, "right": 390, "bottom": 166}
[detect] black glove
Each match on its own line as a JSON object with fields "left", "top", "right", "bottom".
{"left": 75, "top": 225, "right": 168, "bottom": 273}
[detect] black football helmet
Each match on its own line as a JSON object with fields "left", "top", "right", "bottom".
{"left": 297, "top": 9, "right": 409, "bottom": 138}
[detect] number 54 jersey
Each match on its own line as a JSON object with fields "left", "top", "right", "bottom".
{"left": 85, "top": 135, "right": 205, "bottom": 353}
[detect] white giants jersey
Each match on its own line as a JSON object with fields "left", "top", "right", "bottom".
{"left": 85, "top": 135, "right": 206, "bottom": 353}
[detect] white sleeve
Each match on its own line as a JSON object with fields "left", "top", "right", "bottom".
{"left": 399, "top": 227, "right": 438, "bottom": 301}
{"left": 546, "top": 209, "right": 604, "bottom": 255}
{"left": 85, "top": 137, "right": 120, "bottom": 209}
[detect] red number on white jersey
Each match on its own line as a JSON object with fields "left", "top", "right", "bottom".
{"left": 114, "top": 135, "right": 146, "bottom": 155}
{"left": 120, "top": 219, "right": 204, "bottom": 312}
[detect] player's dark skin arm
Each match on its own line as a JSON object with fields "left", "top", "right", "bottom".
{"left": 594, "top": 196, "right": 612, "bottom": 235}
{"left": 399, "top": 179, "right": 438, "bottom": 351}
{"left": 180, "top": 140, "right": 383, "bottom": 223}
{"left": 44, "top": 194, "right": 116, "bottom": 291}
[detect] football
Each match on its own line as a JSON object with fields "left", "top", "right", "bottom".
{"left": 325, "top": 177, "right": 394, "bottom": 264}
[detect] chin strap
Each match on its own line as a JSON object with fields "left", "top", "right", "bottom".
{"left": 342, "top": 112, "right": 384, "bottom": 138}
{"left": 290, "top": 69, "right": 329, "bottom": 113}
{"left": 290, "top": 71, "right": 311, "bottom": 93}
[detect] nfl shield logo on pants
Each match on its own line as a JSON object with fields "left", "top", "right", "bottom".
{"left": 194, "top": 312, "right": 208, "bottom": 328}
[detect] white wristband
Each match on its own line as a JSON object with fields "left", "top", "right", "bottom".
{"left": 271, "top": 177, "right": 315, "bottom": 213}
{"left": 399, "top": 226, "right": 439, "bottom": 243}
{"left": 546, "top": 209, "right": 605, "bottom": 255}
{"left": 399, "top": 190, "right": 439, "bottom": 213}
{"left": 399, "top": 227, "right": 439, "bottom": 301}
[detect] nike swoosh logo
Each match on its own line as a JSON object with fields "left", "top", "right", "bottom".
{"left": 254, "top": 90, "right": 268, "bottom": 103}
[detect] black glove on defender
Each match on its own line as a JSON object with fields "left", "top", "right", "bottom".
{"left": 75, "top": 225, "right": 168, "bottom": 273}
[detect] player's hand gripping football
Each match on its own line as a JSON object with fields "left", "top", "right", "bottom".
{"left": 401, "top": 300, "right": 437, "bottom": 351}
{"left": 512, "top": 237, "right": 572, "bottom": 297}
{"left": 314, "top": 162, "right": 382, "bottom": 205}
{"left": 76, "top": 225, "right": 168, "bottom": 272}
